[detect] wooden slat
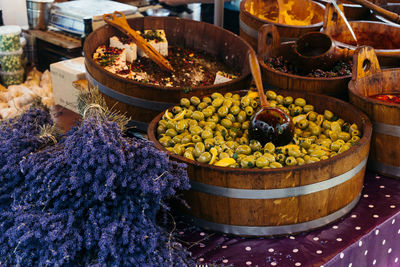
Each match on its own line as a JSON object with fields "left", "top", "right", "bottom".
{"left": 29, "top": 30, "right": 81, "bottom": 51}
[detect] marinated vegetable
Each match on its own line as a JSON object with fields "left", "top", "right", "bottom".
{"left": 156, "top": 89, "right": 362, "bottom": 168}
{"left": 0, "top": 25, "right": 21, "bottom": 52}
{"left": 0, "top": 69, "right": 24, "bottom": 87}
{"left": 0, "top": 49, "right": 23, "bottom": 71}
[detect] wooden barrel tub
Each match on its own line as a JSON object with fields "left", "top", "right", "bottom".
{"left": 148, "top": 89, "right": 372, "bottom": 236}
{"left": 84, "top": 17, "right": 253, "bottom": 131}
{"left": 239, "top": 0, "right": 325, "bottom": 50}
{"left": 257, "top": 25, "right": 351, "bottom": 98}
{"left": 349, "top": 46, "right": 400, "bottom": 179}
{"left": 314, "top": 0, "right": 371, "bottom": 20}
{"left": 323, "top": 2, "right": 400, "bottom": 68}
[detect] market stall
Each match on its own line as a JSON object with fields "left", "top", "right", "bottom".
{"left": 0, "top": 0, "right": 399, "bottom": 266}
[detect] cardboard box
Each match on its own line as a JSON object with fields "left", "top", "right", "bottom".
{"left": 50, "top": 57, "right": 85, "bottom": 113}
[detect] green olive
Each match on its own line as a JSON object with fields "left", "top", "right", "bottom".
{"left": 159, "top": 136, "right": 173, "bottom": 147}
{"left": 238, "top": 136, "right": 249, "bottom": 145}
{"left": 172, "top": 106, "right": 182, "bottom": 114}
{"left": 191, "top": 134, "right": 202, "bottom": 143}
{"left": 212, "top": 97, "right": 224, "bottom": 108}
{"left": 219, "top": 152, "right": 230, "bottom": 159}
{"left": 175, "top": 120, "right": 188, "bottom": 133}
{"left": 349, "top": 136, "right": 360, "bottom": 144}
{"left": 256, "top": 156, "right": 270, "bottom": 168}
{"left": 214, "top": 135, "right": 225, "bottom": 145}
{"left": 240, "top": 155, "right": 256, "bottom": 168}
{"left": 266, "top": 90, "right": 277, "bottom": 100}
{"left": 253, "top": 151, "right": 263, "bottom": 158}
{"left": 201, "top": 128, "right": 214, "bottom": 139}
{"left": 297, "top": 119, "right": 309, "bottom": 129}
{"left": 296, "top": 157, "right": 305, "bottom": 165}
{"left": 204, "top": 138, "right": 215, "bottom": 150}
{"left": 166, "top": 120, "right": 176, "bottom": 129}
{"left": 276, "top": 95, "right": 284, "bottom": 104}
{"left": 165, "top": 128, "right": 177, "bottom": 137}
{"left": 237, "top": 111, "right": 247, "bottom": 123}
{"left": 183, "top": 150, "right": 194, "bottom": 160}
{"left": 250, "top": 100, "right": 258, "bottom": 109}
{"left": 157, "top": 125, "right": 166, "bottom": 135}
{"left": 172, "top": 144, "right": 185, "bottom": 155}
{"left": 232, "top": 94, "right": 241, "bottom": 100}
{"left": 211, "top": 92, "right": 224, "bottom": 99}
{"left": 269, "top": 162, "right": 283, "bottom": 168}
{"left": 216, "top": 125, "right": 228, "bottom": 136}
{"left": 288, "top": 104, "right": 296, "bottom": 112}
{"left": 309, "top": 149, "right": 328, "bottom": 158}
{"left": 202, "top": 108, "right": 214, "bottom": 118}
{"left": 191, "top": 111, "right": 204, "bottom": 121}
{"left": 181, "top": 134, "right": 192, "bottom": 144}
{"left": 288, "top": 147, "right": 302, "bottom": 157}
{"left": 285, "top": 156, "right": 297, "bottom": 166}
{"left": 198, "top": 152, "right": 212, "bottom": 163}
{"left": 197, "top": 102, "right": 208, "bottom": 110}
{"left": 283, "top": 96, "right": 293, "bottom": 106}
{"left": 294, "top": 98, "right": 306, "bottom": 107}
{"left": 184, "top": 109, "right": 193, "bottom": 118}
{"left": 338, "top": 131, "right": 351, "bottom": 142}
{"left": 224, "top": 92, "right": 233, "bottom": 98}
{"left": 223, "top": 98, "right": 233, "bottom": 109}
{"left": 204, "top": 121, "right": 216, "bottom": 130}
{"left": 187, "top": 119, "right": 198, "bottom": 128}
{"left": 207, "top": 115, "right": 219, "bottom": 123}
{"left": 242, "top": 121, "right": 250, "bottom": 130}
{"left": 190, "top": 96, "right": 201, "bottom": 106}
{"left": 291, "top": 106, "right": 303, "bottom": 116}
{"left": 303, "top": 104, "right": 314, "bottom": 113}
{"left": 172, "top": 134, "right": 183, "bottom": 144}
{"left": 244, "top": 106, "right": 254, "bottom": 116}
{"left": 193, "top": 142, "right": 206, "bottom": 157}
{"left": 322, "top": 120, "right": 331, "bottom": 130}
{"left": 225, "top": 114, "right": 235, "bottom": 123}
{"left": 202, "top": 96, "right": 212, "bottom": 104}
{"left": 324, "top": 110, "right": 334, "bottom": 121}
{"left": 249, "top": 140, "right": 262, "bottom": 152}
{"left": 180, "top": 98, "right": 191, "bottom": 108}
{"left": 236, "top": 145, "right": 252, "bottom": 155}
{"left": 218, "top": 106, "right": 229, "bottom": 117}
{"left": 189, "top": 125, "right": 202, "bottom": 136}
{"left": 230, "top": 105, "right": 241, "bottom": 116}
{"left": 241, "top": 96, "right": 251, "bottom": 108}
{"left": 310, "top": 125, "right": 321, "bottom": 136}
{"left": 221, "top": 118, "right": 233, "bottom": 128}
{"left": 264, "top": 142, "right": 275, "bottom": 153}
{"left": 351, "top": 129, "right": 360, "bottom": 137}
{"left": 276, "top": 153, "right": 286, "bottom": 163}
{"left": 338, "top": 144, "right": 351, "bottom": 153}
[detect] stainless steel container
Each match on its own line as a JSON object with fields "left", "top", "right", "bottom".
{"left": 26, "top": 0, "right": 54, "bottom": 30}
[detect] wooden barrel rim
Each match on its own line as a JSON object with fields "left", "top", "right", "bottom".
{"left": 147, "top": 90, "right": 372, "bottom": 179}
{"left": 348, "top": 68, "right": 400, "bottom": 109}
{"left": 84, "top": 17, "right": 252, "bottom": 93}
{"left": 239, "top": 0, "right": 325, "bottom": 29}
{"left": 326, "top": 21, "right": 400, "bottom": 53}
{"left": 258, "top": 42, "right": 352, "bottom": 82}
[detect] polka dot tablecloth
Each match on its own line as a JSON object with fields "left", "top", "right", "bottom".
{"left": 178, "top": 171, "right": 400, "bottom": 267}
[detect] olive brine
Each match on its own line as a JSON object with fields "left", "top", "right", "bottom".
{"left": 156, "top": 90, "right": 361, "bottom": 168}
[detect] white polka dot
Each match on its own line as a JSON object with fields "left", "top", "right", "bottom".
{"left": 385, "top": 194, "right": 391, "bottom": 198}
{"left": 388, "top": 248, "right": 392, "bottom": 254}
{"left": 246, "top": 261, "right": 252, "bottom": 266}
{"left": 268, "top": 248, "right": 274, "bottom": 253}
{"left": 222, "top": 245, "right": 227, "bottom": 249}
{"left": 295, "top": 262, "right": 302, "bottom": 266}
{"left": 373, "top": 259, "right": 377, "bottom": 265}
{"left": 245, "top": 246, "right": 251, "bottom": 251}
{"left": 337, "top": 238, "right": 343, "bottom": 242}
{"left": 293, "top": 248, "right": 299, "bottom": 253}
{"left": 178, "top": 231, "right": 184, "bottom": 235}
{"left": 364, "top": 250, "right": 368, "bottom": 256}
{"left": 332, "top": 225, "right": 338, "bottom": 229}
{"left": 348, "top": 264, "right": 353, "bottom": 267}
{"left": 396, "top": 258, "right": 399, "bottom": 263}
{"left": 376, "top": 175, "right": 381, "bottom": 179}
{"left": 340, "top": 253, "right": 344, "bottom": 259}
{"left": 375, "top": 229, "right": 380, "bottom": 235}
{"left": 380, "top": 185, "right": 385, "bottom": 188}
{"left": 199, "top": 243, "right": 205, "bottom": 248}
{"left": 200, "top": 232, "right": 205, "bottom": 236}
{"left": 382, "top": 240, "right": 386, "bottom": 245}
{"left": 390, "top": 205, "right": 396, "bottom": 209}
{"left": 313, "top": 237, "right": 319, "bottom": 241}
{"left": 373, "top": 214, "right": 379, "bottom": 218}
{"left": 398, "top": 229, "right": 400, "bottom": 234}
{"left": 355, "top": 226, "right": 361, "bottom": 230}
{"left": 351, "top": 214, "right": 357, "bottom": 218}
{"left": 359, "top": 241, "right": 363, "bottom": 246}
{"left": 290, "top": 236, "right": 296, "bottom": 240}
{"left": 271, "top": 262, "right": 277, "bottom": 266}
{"left": 369, "top": 204, "right": 374, "bottom": 208}
{"left": 199, "top": 258, "right": 204, "bottom": 262}
{"left": 223, "top": 259, "right": 229, "bottom": 263}
{"left": 316, "top": 250, "right": 323, "bottom": 254}
{"left": 392, "top": 219, "right": 396, "bottom": 224}
{"left": 363, "top": 194, "right": 369, "bottom": 198}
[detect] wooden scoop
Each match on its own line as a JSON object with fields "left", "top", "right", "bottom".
{"left": 103, "top": 11, "right": 174, "bottom": 72}
{"left": 248, "top": 50, "right": 294, "bottom": 146}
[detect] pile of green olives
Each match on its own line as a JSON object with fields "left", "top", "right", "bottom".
{"left": 156, "top": 90, "right": 361, "bottom": 168}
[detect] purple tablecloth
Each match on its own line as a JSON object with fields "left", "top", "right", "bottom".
{"left": 179, "top": 171, "right": 400, "bottom": 267}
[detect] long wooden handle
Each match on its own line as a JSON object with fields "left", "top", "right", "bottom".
{"left": 352, "top": 46, "right": 381, "bottom": 81}
{"left": 103, "top": 12, "right": 174, "bottom": 72}
{"left": 347, "top": 0, "right": 400, "bottom": 24}
{"left": 248, "top": 50, "right": 269, "bottom": 108}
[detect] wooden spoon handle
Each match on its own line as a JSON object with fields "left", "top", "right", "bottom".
{"left": 347, "top": 0, "right": 400, "bottom": 24}
{"left": 103, "top": 11, "right": 174, "bottom": 72}
{"left": 248, "top": 50, "right": 269, "bottom": 108}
